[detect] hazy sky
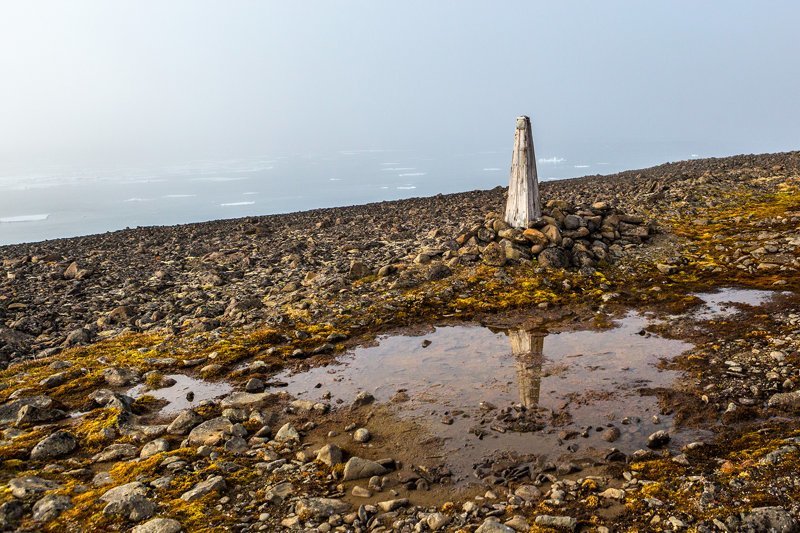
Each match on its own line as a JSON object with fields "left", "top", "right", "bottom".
{"left": 1, "top": 1, "right": 799, "bottom": 172}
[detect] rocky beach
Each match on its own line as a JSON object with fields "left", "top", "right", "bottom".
{"left": 1, "top": 151, "right": 800, "bottom": 532}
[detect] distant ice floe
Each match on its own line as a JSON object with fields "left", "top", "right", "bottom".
{"left": 0, "top": 213, "right": 49, "bottom": 223}
{"left": 220, "top": 201, "right": 255, "bottom": 207}
{"left": 690, "top": 154, "right": 700, "bottom": 158}
{"left": 398, "top": 172, "right": 426, "bottom": 177}
{"left": 191, "top": 177, "right": 249, "bottom": 182}
{"left": 329, "top": 178, "right": 342, "bottom": 181}
{"left": 538, "top": 157, "right": 565, "bottom": 164}
{"left": 242, "top": 192, "right": 259, "bottom": 195}
{"left": 382, "top": 167, "right": 416, "bottom": 171}
{"left": 574, "top": 165, "right": 590, "bottom": 169}
{"left": 396, "top": 186, "right": 417, "bottom": 190}
{"left": 483, "top": 168, "right": 502, "bottom": 171}
{"left": 380, "top": 162, "right": 400, "bottom": 166}
{"left": 339, "top": 149, "right": 396, "bottom": 156}
{"left": 124, "top": 197, "right": 152, "bottom": 202}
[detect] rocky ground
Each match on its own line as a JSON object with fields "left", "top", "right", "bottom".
{"left": 0, "top": 151, "right": 799, "bottom": 532}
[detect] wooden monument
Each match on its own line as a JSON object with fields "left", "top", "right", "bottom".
{"left": 505, "top": 115, "right": 541, "bottom": 228}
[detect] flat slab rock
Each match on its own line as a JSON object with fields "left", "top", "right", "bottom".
{"left": 187, "top": 417, "right": 234, "bottom": 446}
{"left": 131, "top": 518, "right": 184, "bottom": 533}
{"left": 220, "top": 392, "right": 270, "bottom": 409}
{"left": 8, "top": 476, "right": 60, "bottom": 498}
{"left": 295, "top": 498, "right": 350, "bottom": 521}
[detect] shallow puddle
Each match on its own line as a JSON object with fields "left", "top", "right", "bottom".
{"left": 279, "top": 313, "right": 701, "bottom": 481}
{"left": 126, "top": 374, "right": 233, "bottom": 415}
{"left": 691, "top": 287, "right": 781, "bottom": 319}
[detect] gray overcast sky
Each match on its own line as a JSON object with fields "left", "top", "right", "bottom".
{"left": 1, "top": 1, "right": 798, "bottom": 170}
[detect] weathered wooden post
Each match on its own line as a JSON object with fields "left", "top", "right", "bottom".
{"left": 505, "top": 115, "right": 541, "bottom": 228}
{"left": 509, "top": 329, "right": 545, "bottom": 408}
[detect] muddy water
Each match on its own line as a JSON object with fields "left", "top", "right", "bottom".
{"left": 279, "top": 313, "right": 699, "bottom": 482}
{"left": 126, "top": 374, "right": 233, "bottom": 415}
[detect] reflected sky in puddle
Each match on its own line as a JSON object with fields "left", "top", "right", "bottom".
{"left": 691, "top": 287, "right": 782, "bottom": 320}
{"left": 126, "top": 374, "right": 232, "bottom": 415}
{"left": 279, "top": 313, "right": 700, "bottom": 478}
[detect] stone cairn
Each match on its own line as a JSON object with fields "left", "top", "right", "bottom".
{"left": 451, "top": 201, "right": 651, "bottom": 269}
{"left": 450, "top": 115, "right": 651, "bottom": 269}
{"left": 410, "top": 116, "right": 651, "bottom": 271}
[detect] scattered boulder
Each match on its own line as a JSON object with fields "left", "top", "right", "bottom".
{"left": 768, "top": 391, "right": 800, "bottom": 412}
{"left": 140, "top": 438, "right": 170, "bottom": 459}
{"left": 187, "top": 417, "right": 234, "bottom": 446}
{"left": 100, "top": 482, "right": 155, "bottom": 522}
{"left": 8, "top": 476, "right": 60, "bottom": 498}
{"left": 274, "top": 423, "right": 300, "bottom": 443}
{"left": 30, "top": 430, "right": 77, "bottom": 460}
{"left": 103, "top": 367, "right": 139, "bottom": 387}
{"left": 315, "top": 444, "right": 344, "bottom": 467}
{"left": 32, "top": 494, "right": 72, "bottom": 521}
{"left": 295, "top": 498, "right": 350, "bottom": 521}
{"left": 93, "top": 443, "right": 138, "bottom": 462}
{"left": 167, "top": 410, "right": 203, "bottom": 435}
{"left": 180, "top": 475, "right": 226, "bottom": 501}
{"left": 342, "top": 457, "right": 388, "bottom": 481}
{"left": 131, "top": 517, "right": 184, "bottom": 533}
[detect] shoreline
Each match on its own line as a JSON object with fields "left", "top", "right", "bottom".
{"left": 2, "top": 149, "right": 797, "bottom": 250}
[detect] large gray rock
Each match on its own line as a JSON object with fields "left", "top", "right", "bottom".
{"left": 220, "top": 392, "right": 270, "bottom": 409}
{"left": 89, "top": 389, "right": 134, "bottom": 411}
{"left": 295, "top": 498, "right": 350, "bottom": 521}
{"left": 264, "top": 481, "right": 295, "bottom": 505}
{"left": 92, "top": 443, "right": 138, "bottom": 462}
{"left": 167, "top": 409, "right": 203, "bottom": 435}
{"left": 476, "top": 519, "right": 516, "bottom": 533}
{"left": 14, "top": 402, "right": 66, "bottom": 427}
{"left": 730, "top": 506, "right": 798, "bottom": 533}
{"left": 8, "top": 476, "right": 60, "bottom": 498}
{"left": 537, "top": 247, "right": 569, "bottom": 268}
{"left": 32, "top": 494, "right": 72, "bottom": 521}
{"left": 187, "top": 417, "right": 233, "bottom": 446}
{"left": 100, "top": 482, "right": 155, "bottom": 522}
{"left": 131, "top": 518, "right": 184, "bottom": 533}
{"left": 30, "top": 430, "right": 77, "bottom": 460}
{"left": 103, "top": 366, "right": 139, "bottom": 387}
{"left": 481, "top": 242, "right": 506, "bottom": 266}
{"left": 513, "top": 485, "right": 541, "bottom": 502}
{"left": 0, "top": 396, "right": 60, "bottom": 425}
{"left": 768, "top": 391, "right": 800, "bottom": 412}
{"left": 180, "top": 475, "right": 226, "bottom": 501}
{"left": 534, "top": 515, "right": 577, "bottom": 531}
{"left": 274, "top": 423, "right": 300, "bottom": 442}
{"left": 342, "top": 457, "right": 388, "bottom": 481}
{"left": 0, "top": 500, "right": 24, "bottom": 529}
{"left": 315, "top": 444, "right": 344, "bottom": 467}
{"left": 140, "top": 438, "right": 170, "bottom": 459}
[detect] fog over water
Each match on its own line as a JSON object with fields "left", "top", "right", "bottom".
{"left": 1, "top": 1, "right": 798, "bottom": 245}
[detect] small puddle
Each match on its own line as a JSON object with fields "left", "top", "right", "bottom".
{"left": 279, "top": 313, "right": 702, "bottom": 482}
{"left": 692, "top": 287, "right": 781, "bottom": 319}
{"left": 126, "top": 374, "right": 233, "bottom": 415}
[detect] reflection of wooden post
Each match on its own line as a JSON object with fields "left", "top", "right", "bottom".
{"left": 509, "top": 329, "right": 544, "bottom": 408}
{"left": 505, "top": 116, "right": 541, "bottom": 228}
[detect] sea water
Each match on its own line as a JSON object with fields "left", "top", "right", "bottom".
{"left": 0, "top": 141, "right": 720, "bottom": 245}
